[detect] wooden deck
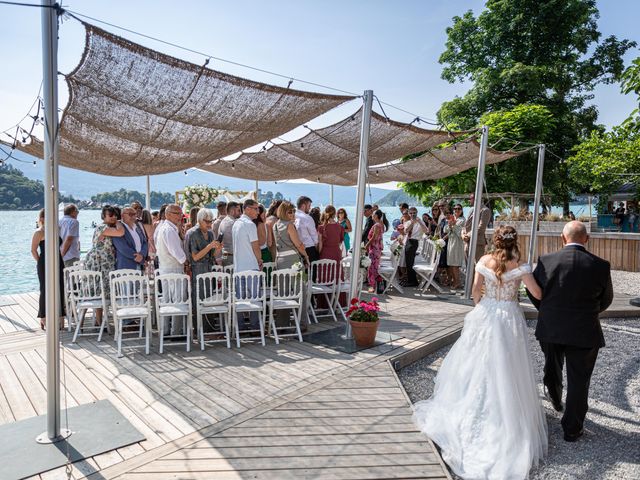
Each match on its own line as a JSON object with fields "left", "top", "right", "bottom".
{"left": 0, "top": 290, "right": 474, "bottom": 480}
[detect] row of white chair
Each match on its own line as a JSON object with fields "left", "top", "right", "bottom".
{"left": 63, "top": 257, "right": 365, "bottom": 357}
{"left": 376, "top": 238, "right": 444, "bottom": 294}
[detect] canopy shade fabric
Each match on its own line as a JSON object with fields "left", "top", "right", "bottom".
{"left": 200, "top": 109, "right": 452, "bottom": 180}
{"left": 16, "top": 23, "right": 354, "bottom": 176}
{"left": 305, "top": 138, "right": 520, "bottom": 186}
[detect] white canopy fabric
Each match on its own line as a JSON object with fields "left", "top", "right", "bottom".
{"left": 309, "top": 138, "right": 519, "bottom": 186}
{"left": 200, "top": 109, "right": 453, "bottom": 180}
{"left": 16, "top": 23, "right": 354, "bottom": 176}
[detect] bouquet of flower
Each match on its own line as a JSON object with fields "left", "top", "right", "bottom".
{"left": 183, "top": 185, "right": 219, "bottom": 209}
{"left": 360, "top": 255, "right": 372, "bottom": 269}
{"left": 390, "top": 242, "right": 403, "bottom": 258}
{"left": 346, "top": 297, "right": 380, "bottom": 323}
{"left": 430, "top": 236, "right": 446, "bottom": 252}
{"left": 291, "top": 261, "right": 308, "bottom": 281}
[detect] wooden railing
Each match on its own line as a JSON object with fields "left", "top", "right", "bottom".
{"left": 487, "top": 229, "right": 640, "bottom": 272}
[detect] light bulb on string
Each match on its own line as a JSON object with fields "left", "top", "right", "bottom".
{"left": 231, "top": 162, "right": 235, "bottom": 170}
{"left": 300, "top": 142, "right": 305, "bottom": 151}
{"left": 184, "top": 170, "right": 188, "bottom": 175}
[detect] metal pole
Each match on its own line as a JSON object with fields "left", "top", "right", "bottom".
{"left": 37, "top": 0, "right": 68, "bottom": 444}
{"left": 464, "top": 126, "right": 489, "bottom": 300}
{"left": 346, "top": 90, "right": 373, "bottom": 338}
{"left": 255, "top": 180, "right": 259, "bottom": 201}
{"left": 527, "top": 145, "right": 545, "bottom": 263}
{"left": 329, "top": 184, "right": 334, "bottom": 206}
{"left": 145, "top": 175, "right": 151, "bottom": 211}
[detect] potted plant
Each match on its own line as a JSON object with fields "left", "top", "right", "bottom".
{"left": 347, "top": 297, "right": 380, "bottom": 347}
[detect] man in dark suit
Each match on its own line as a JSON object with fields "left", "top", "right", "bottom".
{"left": 528, "top": 221, "right": 613, "bottom": 442}
{"left": 361, "top": 204, "right": 374, "bottom": 243}
{"left": 113, "top": 206, "right": 149, "bottom": 271}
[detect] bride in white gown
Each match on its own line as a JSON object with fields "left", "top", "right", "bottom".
{"left": 413, "top": 226, "right": 548, "bottom": 480}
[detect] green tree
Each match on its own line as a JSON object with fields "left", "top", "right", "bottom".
{"left": 402, "top": 104, "right": 556, "bottom": 208}
{"left": 408, "top": 0, "right": 636, "bottom": 214}
{"left": 567, "top": 57, "right": 640, "bottom": 204}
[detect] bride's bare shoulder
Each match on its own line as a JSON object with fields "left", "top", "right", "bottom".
{"left": 478, "top": 254, "right": 498, "bottom": 269}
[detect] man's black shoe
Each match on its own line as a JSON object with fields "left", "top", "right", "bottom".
{"left": 544, "top": 386, "right": 563, "bottom": 412}
{"left": 563, "top": 429, "right": 584, "bottom": 442}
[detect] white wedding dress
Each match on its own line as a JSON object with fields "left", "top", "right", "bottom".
{"left": 413, "top": 263, "right": 547, "bottom": 480}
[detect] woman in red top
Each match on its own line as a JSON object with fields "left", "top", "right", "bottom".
{"left": 318, "top": 205, "right": 345, "bottom": 307}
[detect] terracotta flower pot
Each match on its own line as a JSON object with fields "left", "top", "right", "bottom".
{"left": 349, "top": 319, "right": 380, "bottom": 347}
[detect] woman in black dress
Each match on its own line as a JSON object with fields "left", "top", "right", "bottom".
{"left": 30, "top": 209, "right": 66, "bottom": 330}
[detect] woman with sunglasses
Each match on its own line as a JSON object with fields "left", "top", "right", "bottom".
{"left": 444, "top": 203, "right": 466, "bottom": 290}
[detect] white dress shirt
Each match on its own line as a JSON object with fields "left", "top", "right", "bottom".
{"left": 156, "top": 220, "right": 186, "bottom": 271}
{"left": 295, "top": 210, "right": 318, "bottom": 248}
{"left": 403, "top": 218, "right": 427, "bottom": 240}
{"left": 232, "top": 214, "right": 259, "bottom": 272}
{"left": 124, "top": 222, "right": 142, "bottom": 253}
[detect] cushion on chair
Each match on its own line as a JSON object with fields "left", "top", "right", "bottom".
{"left": 77, "top": 299, "right": 106, "bottom": 309}
{"left": 310, "top": 285, "right": 333, "bottom": 294}
{"left": 271, "top": 299, "right": 301, "bottom": 309}
{"left": 115, "top": 306, "right": 150, "bottom": 318}
{"left": 158, "top": 304, "right": 190, "bottom": 315}
{"left": 234, "top": 300, "right": 263, "bottom": 311}
{"left": 199, "top": 304, "right": 228, "bottom": 314}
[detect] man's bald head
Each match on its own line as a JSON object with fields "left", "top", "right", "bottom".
{"left": 562, "top": 221, "right": 589, "bottom": 245}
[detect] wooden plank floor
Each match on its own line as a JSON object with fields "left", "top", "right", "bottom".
{"left": 0, "top": 290, "right": 471, "bottom": 480}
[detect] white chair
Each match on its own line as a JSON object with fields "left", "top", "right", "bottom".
{"left": 110, "top": 274, "right": 152, "bottom": 357}
{"left": 223, "top": 264, "right": 234, "bottom": 276}
{"left": 269, "top": 269, "right": 304, "bottom": 343}
{"left": 196, "top": 272, "right": 232, "bottom": 349}
{"left": 154, "top": 273, "right": 192, "bottom": 353}
{"left": 308, "top": 259, "right": 338, "bottom": 323}
{"left": 63, "top": 263, "right": 84, "bottom": 332}
{"left": 231, "top": 271, "right": 266, "bottom": 348}
{"left": 70, "top": 270, "right": 110, "bottom": 343}
{"left": 334, "top": 258, "right": 364, "bottom": 321}
{"left": 378, "top": 242, "right": 405, "bottom": 294}
{"left": 414, "top": 239, "right": 445, "bottom": 294}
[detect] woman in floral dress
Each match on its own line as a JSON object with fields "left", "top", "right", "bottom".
{"left": 364, "top": 210, "right": 389, "bottom": 293}
{"left": 84, "top": 205, "right": 125, "bottom": 324}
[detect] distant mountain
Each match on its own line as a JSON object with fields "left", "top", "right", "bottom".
{"left": 376, "top": 189, "right": 419, "bottom": 207}
{"left": 9, "top": 150, "right": 391, "bottom": 206}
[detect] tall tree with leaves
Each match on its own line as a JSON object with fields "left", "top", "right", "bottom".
{"left": 405, "top": 0, "right": 636, "bottom": 214}
{"left": 567, "top": 56, "right": 640, "bottom": 206}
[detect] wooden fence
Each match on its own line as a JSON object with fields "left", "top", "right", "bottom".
{"left": 516, "top": 231, "right": 640, "bottom": 272}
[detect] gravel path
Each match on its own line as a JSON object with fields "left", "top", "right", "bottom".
{"left": 610, "top": 270, "right": 640, "bottom": 296}
{"left": 399, "top": 317, "right": 640, "bottom": 480}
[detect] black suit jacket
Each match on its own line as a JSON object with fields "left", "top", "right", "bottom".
{"left": 528, "top": 245, "right": 613, "bottom": 348}
{"left": 362, "top": 216, "right": 375, "bottom": 243}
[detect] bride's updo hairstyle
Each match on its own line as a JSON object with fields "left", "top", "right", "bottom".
{"left": 492, "top": 225, "right": 520, "bottom": 283}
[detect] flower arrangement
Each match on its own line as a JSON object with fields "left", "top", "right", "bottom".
{"left": 390, "top": 242, "right": 403, "bottom": 258}
{"left": 347, "top": 297, "right": 380, "bottom": 323}
{"left": 183, "top": 185, "right": 219, "bottom": 209}
{"left": 291, "top": 261, "right": 308, "bottom": 281}
{"left": 360, "top": 247, "right": 372, "bottom": 269}
{"left": 430, "top": 236, "right": 446, "bottom": 252}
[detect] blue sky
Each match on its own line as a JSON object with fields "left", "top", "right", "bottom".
{"left": 1, "top": 1, "right": 638, "bottom": 128}
{"left": 0, "top": 0, "right": 638, "bottom": 191}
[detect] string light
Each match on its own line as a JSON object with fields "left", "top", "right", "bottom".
{"left": 300, "top": 142, "right": 305, "bottom": 151}
{"left": 231, "top": 162, "right": 235, "bottom": 170}
{"left": 184, "top": 170, "right": 188, "bottom": 175}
